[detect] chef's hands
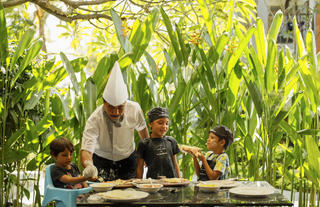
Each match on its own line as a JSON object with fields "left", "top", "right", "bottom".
{"left": 83, "top": 160, "right": 98, "bottom": 179}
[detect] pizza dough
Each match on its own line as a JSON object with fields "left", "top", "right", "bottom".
{"left": 180, "top": 145, "right": 202, "bottom": 156}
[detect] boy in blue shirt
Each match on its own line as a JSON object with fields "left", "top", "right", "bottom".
{"left": 185, "top": 125, "right": 233, "bottom": 180}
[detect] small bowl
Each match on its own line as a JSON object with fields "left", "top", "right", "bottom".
{"left": 136, "top": 183, "right": 163, "bottom": 193}
{"left": 90, "top": 183, "right": 116, "bottom": 192}
{"left": 197, "top": 183, "right": 220, "bottom": 193}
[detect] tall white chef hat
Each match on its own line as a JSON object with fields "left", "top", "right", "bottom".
{"left": 102, "top": 61, "right": 128, "bottom": 106}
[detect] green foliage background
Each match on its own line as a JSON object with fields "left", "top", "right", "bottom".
{"left": 0, "top": 1, "right": 319, "bottom": 206}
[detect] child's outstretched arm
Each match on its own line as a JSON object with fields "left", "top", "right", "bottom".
{"left": 199, "top": 155, "right": 222, "bottom": 180}
{"left": 136, "top": 158, "right": 145, "bottom": 178}
{"left": 59, "top": 174, "right": 93, "bottom": 185}
{"left": 192, "top": 154, "right": 201, "bottom": 177}
{"left": 173, "top": 155, "right": 180, "bottom": 178}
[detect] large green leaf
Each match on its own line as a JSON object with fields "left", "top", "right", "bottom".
{"left": 144, "top": 51, "right": 158, "bottom": 80}
{"left": 243, "top": 75, "right": 263, "bottom": 117}
{"left": 2, "top": 149, "right": 29, "bottom": 164}
{"left": 249, "top": 46, "right": 264, "bottom": 88}
{"left": 279, "top": 120, "right": 300, "bottom": 144}
{"left": 216, "top": 34, "right": 229, "bottom": 58}
{"left": 130, "top": 8, "right": 159, "bottom": 63}
{"left": 293, "top": 17, "right": 305, "bottom": 58}
{"left": 118, "top": 52, "right": 133, "bottom": 68}
{"left": 228, "top": 61, "right": 242, "bottom": 106}
{"left": 264, "top": 39, "right": 277, "bottom": 93}
{"left": 24, "top": 90, "right": 44, "bottom": 110}
{"left": 30, "top": 113, "right": 53, "bottom": 140}
{"left": 227, "top": 0, "right": 235, "bottom": 36}
{"left": 164, "top": 49, "right": 177, "bottom": 87}
{"left": 84, "top": 78, "right": 97, "bottom": 121}
{"left": 9, "top": 29, "right": 35, "bottom": 73}
{"left": 160, "top": 7, "right": 183, "bottom": 65}
{"left": 305, "top": 136, "right": 320, "bottom": 185}
{"left": 297, "top": 129, "right": 320, "bottom": 136}
{"left": 306, "top": 29, "right": 317, "bottom": 74}
{"left": 5, "top": 128, "right": 25, "bottom": 149}
{"left": 176, "top": 24, "right": 189, "bottom": 66}
{"left": 198, "top": 0, "right": 216, "bottom": 46}
{"left": 254, "top": 18, "right": 267, "bottom": 65}
{"left": 0, "top": 4, "right": 8, "bottom": 63}
{"left": 228, "top": 26, "right": 255, "bottom": 75}
{"left": 136, "top": 73, "right": 152, "bottom": 110}
{"left": 198, "top": 47, "right": 215, "bottom": 89}
{"left": 169, "top": 78, "right": 186, "bottom": 115}
{"left": 271, "top": 93, "right": 303, "bottom": 129}
{"left": 197, "top": 66, "right": 216, "bottom": 112}
{"left": 277, "top": 48, "right": 285, "bottom": 88}
{"left": 70, "top": 57, "right": 88, "bottom": 73}
{"left": 60, "top": 52, "right": 80, "bottom": 94}
{"left": 298, "top": 59, "right": 319, "bottom": 111}
{"left": 111, "top": 9, "right": 132, "bottom": 53}
{"left": 11, "top": 40, "right": 43, "bottom": 88}
{"left": 267, "top": 10, "right": 283, "bottom": 41}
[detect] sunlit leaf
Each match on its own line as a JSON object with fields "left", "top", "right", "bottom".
{"left": 293, "top": 17, "right": 306, "bottom": 58}
{"left": 267, "top": 10, "right": 283, "bottom": 41}
{"left": 60, "top": 52, "right": 80, "bottom": 94}
{"left": 9, "top": 29, "right": 35, "bottom": 75}
{"left": 264, "top": 39, "right": 277, "bottom": 93}
{"left": 228, "top": 26, "right": 255, "bottom": 75}
{"left": 198, "top": 0, "right": 216, "bottom": 46}
{"left": 160, "top": 7, "right": 183, "bottom": 65}
{"left": 84, "top": 78, "right": 97, "bottom": 121}
{"left": 0, "top": 4, "right": 8, "bottom": 63}
{"left": 254, "top": 18, "right": 267, "bottom": 65}
{"left": 111, "top": 9, "right": 132, "bottom": 53}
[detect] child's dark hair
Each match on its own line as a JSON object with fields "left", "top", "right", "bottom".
{"left": 209, "top": 125, "right": 233, "bottom": 149}
{"left": 49, "top": 137, "right": 74, "bottom": 156}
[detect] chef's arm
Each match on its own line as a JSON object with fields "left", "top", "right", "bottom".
{"left": 138, "top": 127, "right": 149, "bottom": 139}
{"left": 81, "top": 150, "right": 93, "bottom": 168}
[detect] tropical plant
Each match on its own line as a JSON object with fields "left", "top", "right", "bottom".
{"left": 1, "top": 1, "right": 320, "bottom": 207}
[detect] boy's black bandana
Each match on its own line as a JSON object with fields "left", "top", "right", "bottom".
{"left": 147, "top": 107, "right": 169, "bottom": 123}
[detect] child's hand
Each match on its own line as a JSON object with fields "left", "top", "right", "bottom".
{"left": 87, "top": 176, "right": 98, "bottom": 182}
{"left": 196, "top": 151, "right": 205, "bottom": 160}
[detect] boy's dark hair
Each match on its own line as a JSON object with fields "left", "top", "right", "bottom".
{"left": 49, "top": 137, "right": 74, "bottom": 156}
{"left": 210, "top": 125, "right": 233, "bottom": 149}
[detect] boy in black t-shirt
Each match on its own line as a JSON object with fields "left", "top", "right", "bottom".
{"left": 136, "top": 107, "right": 180, "bottom": 179}
{"left": 50, "top": 137, "right": 96, "bottom": 189}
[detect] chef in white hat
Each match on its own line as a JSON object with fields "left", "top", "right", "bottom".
{"left": 80, "top": 61, "right": 149, "bottom": 181}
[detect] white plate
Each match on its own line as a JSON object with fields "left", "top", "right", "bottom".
{"left": 202, "top": 180, "right": 240, "bottom": 188}
{"left": 161, "top": 178, "right": 190, "bottom": 186}
{"left": 229, "top": 186, "right": 275, "bottom": 197}
{"left": 97, "top": 189, "right": 149, "bottom": 202}
{"left": 197, "top": 183, "right": 220, "bottom": 193}
{"left": 162, "top": 181, "right": 190, "bottom": 186}
{"left": 135, "top": 184, "right": 163, "bottom": 193}
{"left": 90, "top": 183, "right": 116, "bottom": 192}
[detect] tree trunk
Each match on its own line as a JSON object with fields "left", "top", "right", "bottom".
{"left": 35, "top": 7, "right": 48, "bottom": 54}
